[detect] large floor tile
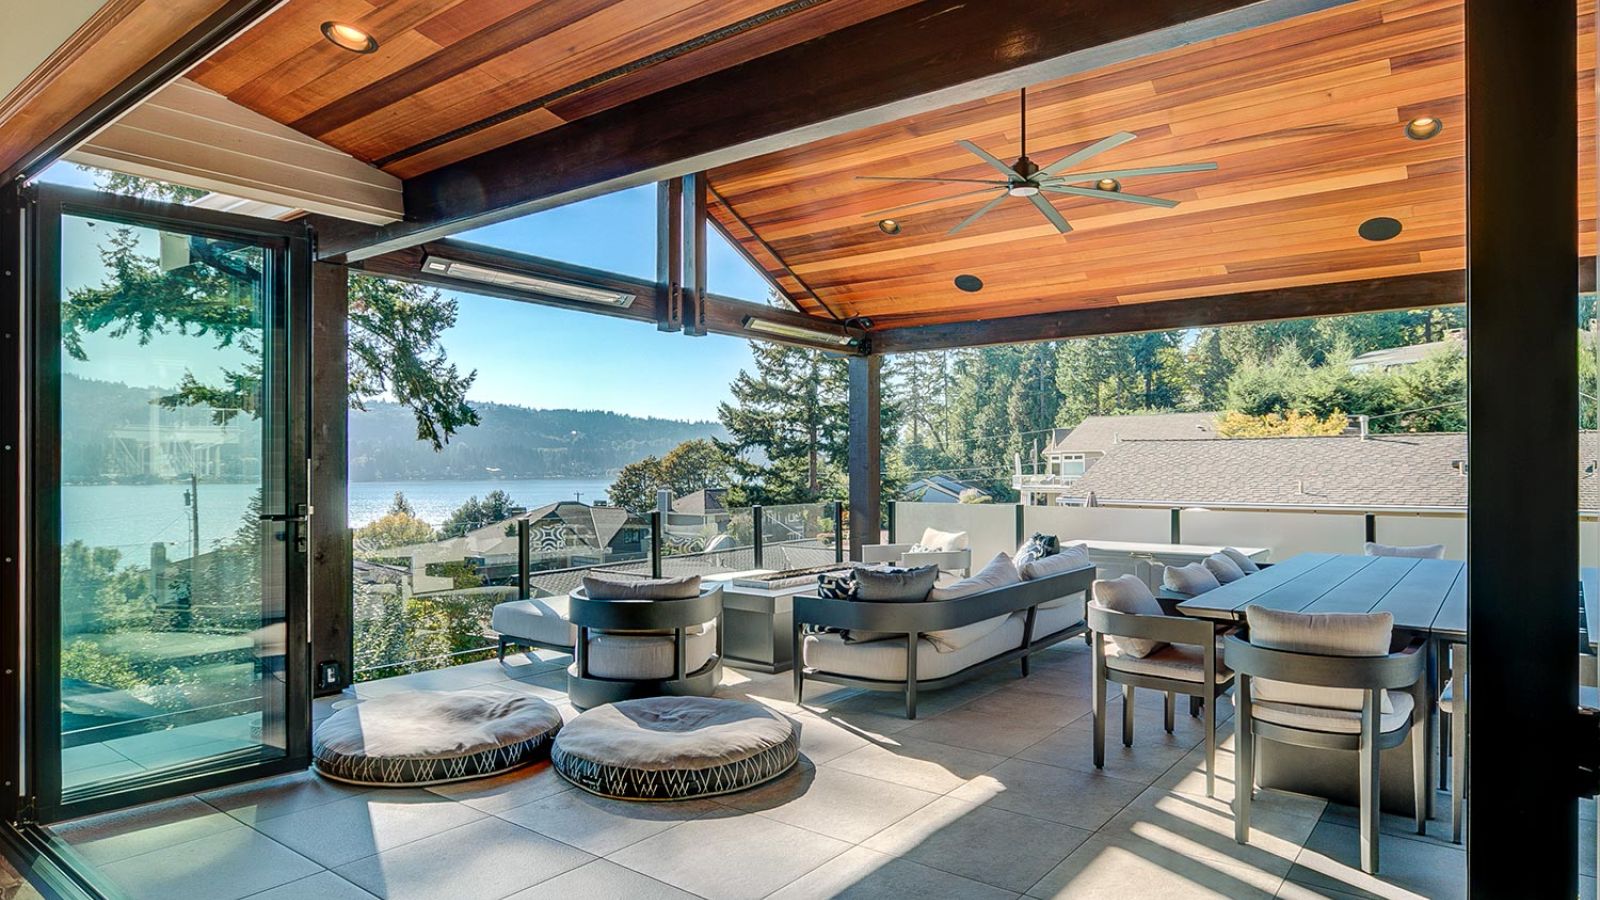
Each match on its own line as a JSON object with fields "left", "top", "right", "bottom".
{"left": 352, "top": 665, "right": 510, "bottom": 698}
{"left": 768, "top": 845, "right": 1020, "bottom": 900}
{"left": 423, "top": 762, "right": 572, "bottom": 813}
{"left": 243, "top": 871, "right": 379, "bottom": 900}
{"left": 52, "top": 795, "right": 244, "bottom": 865}
{"left": 718, "top": 760, "right": 937, "bottom": 843}
{"left": 900, "top": 703, "right": 1064, "bottom": 757}
{"left": 97, "top": 828, "right": 320, "bottom": 900}
{"left": 789, "top": 711, "right": 876, "bottom": 763}
{"left": 1283, "top": 820, "right": 1466, "bottom": 900}
{"left": 1015, "top": 718, "right": 1196, "bottom": 782}
{"left": 1103, "top": 787, "right": 1319, "bottom": 880}
{"left": 200, "top": 769, "right": 373, "bottom": 824}
{"left": 949, "top": 758, "right": 1146, "bottom": 830}
{"left": 252, "top": 789, "right": 486, "bottom": 868}
{"left": 863, "top": 794, "right": 1092, "bottom": 893}
{"left": 334, "top": 817, "right": 591, "bottom": 900}
{"left": 607, "top": 810, "right": 850, "bottom": 900}
{"left": 827, "top": 734, "right": 1007, "bottom": 794}
{"left": 1028, "top": 830, "right": 1284, "bottom": 899}
{"left": 502, "top": 859, "right": 698, "bottom": 899}
{"left": 495, "top": 789, "right": 719, "bottom": 856}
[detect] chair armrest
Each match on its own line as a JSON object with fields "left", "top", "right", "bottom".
{"left": 859, "top": 544, "right": 911, "bottom": 564}
{"left": 1088, "top": 601, "right": 1217, "bottom": 646}
{"left": 1225, "top": 633, "right": 1426, "bottom": 690}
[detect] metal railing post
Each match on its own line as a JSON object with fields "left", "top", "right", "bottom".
{"left": 752, "top": 504, "right": 765, "bottom": 568}
{"left": 650, "top": 510, "right": 663, "bottom": 578}
{"left": 887, "top": 500, "right": 897, "bottom": 544}
{"left": 517, "top": 520, "right": 530, "bottom": 598}
{"left": 1364, "top": 512, "right": 1376, "bottom": 544}
{"left": 833, "top": 501, "right": 845, "bottom": 564}
{"left": 1170, "top": 508, "right": 1182, "bottom": 544}
{"left": 1015, "top": 503, "right": 1026, "bottom": 546}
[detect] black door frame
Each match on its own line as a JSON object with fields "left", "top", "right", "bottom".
{"left": 19, "top": 184, "right": 314, "bottom": 824}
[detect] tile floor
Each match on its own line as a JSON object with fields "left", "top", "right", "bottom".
{"left": 43, "top": 642, "right": 1521, "bottom": 900}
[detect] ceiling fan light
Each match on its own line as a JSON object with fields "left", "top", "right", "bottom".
{"left": 1008, "top": 184, "right": 1040, "bottom": 197}
{"left": 1096, "top": 178, "right": 1122, "bottom": 193}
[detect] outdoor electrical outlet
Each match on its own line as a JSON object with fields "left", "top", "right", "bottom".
{"left": 318, "top": 661, "right": 342, "bottom": 690}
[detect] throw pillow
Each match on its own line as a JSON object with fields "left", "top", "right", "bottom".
{"left": 1220, "top": 547, "right": 1261, "bottom": 573}
{"left": 1245, "top": 605, "right": 1395, "bottom": 714}
{"left": 916, "top": 527, "right": 969, "bottom": 553}
{"left": 816, "top": 571, "right": 858, "bottom": 599}
{"left": 853, "top": 564, "right": 939, "bottom": 601}
{"left": 582, "top": 574, "right": 701, "bottom": 600}
{"left": 1202, "top": 552, "right": 1246, "bottom": 584}
{"left": 1091, "top": 575, "right": 1167, "bottom": 658}
{"left": 1018, "top": 544, "right": 1091, "bottom": 581}
{"left": 1014, "top": 532, "right": 1061, "bottom": 568}
{"left": 924, "top": 552, "right": 1022, "bottom": 652}
{"left": 1162, "top": 562, "right": 1221, "bottom": 595}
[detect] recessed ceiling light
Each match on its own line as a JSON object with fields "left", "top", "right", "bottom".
{"left": 1095, "top": 178, "right": 1122, "bottom": 193}
{"left": 321, "top": 21, "right": 378, "bottom": 53}
{"left": 877, "top": 218, "right": 901, "bottom": 235}
{"left": 954, "top": 274, "right": 984, "bottom": 292}
{"left": 1404, "top": 116, "right": 1443, "bottom": 141}
{"left": 1358, "top": 217, "right": 1403, "bottom": 242}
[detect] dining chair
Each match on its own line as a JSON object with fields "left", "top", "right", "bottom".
{"left": 1228, "top": 605, "right": 1427, "bottom": 875}
{"left": 1088, "top": 576, "right": 1235, "bottom": 796}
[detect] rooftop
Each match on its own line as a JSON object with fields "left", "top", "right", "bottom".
{"left": 1047, "top": 413, "right": 1222, "bottom": 456}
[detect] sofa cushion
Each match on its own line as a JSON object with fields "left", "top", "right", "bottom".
{"left": 1245, "top": 606, "right": 1395, "bottom": 714}
{"left": 924, "top": 553, "right": 1022, "bottom": 652}
{"left": 1092, "top": 575, "right": 1168, "bottom": 658}
{"left": 853, "top": 564, "right": 939, "bottom": 601}
{"left": 491, "top": 596, "right": 577, "bottom": 647}
{"left": 1203, "top": 553, "right": 1246, "bottom": 584}
{"left": 1019, "top": 544, "right": 1091, "bottom": 581}
{"left": 1163, "top": 562, "right": 1221, "bottom": 596}
{"left": 802, "top": 613, "right": 1025, "bottom": 681}
{"left": 1221, "top": 547, "right": 1261, "bottom": 573}
{"left": 582, "top": 573, "right": 701, "bottom": 600}
{"left": 1034, "top": 599, "right": 1086, "bottom": 638}
{"left": 1106, "top": 637, "right": 1231, "bottom": 683}
{"left": 1363, "top": 541, "right": 1445, "bottom": 559}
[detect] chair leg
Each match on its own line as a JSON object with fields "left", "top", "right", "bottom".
{"left": 1092, "top": 656, "right": 1107, "bottom": 770}
{"left": 1121, "top": 684, "right": 1135, "bottom": 747}
{"left": 1203, "top": 688, "right": 1217, "bottom": 799}
{"left": 1021, "top": 653, "right": 1031, "bottom": 678}
{"left": 1438, "top": 709, "right": 1451, "bottom": 791}
{"left": 1359, "top": 707, "right": 1382, "bottom": 875}
{"left": 1451, "top": 689, "right": 1466, "bottom": 843}
{"left": 1164, "top": 691, "right": 1175, "bottom": 734}
{"left": 1234, "top": 697, "right": 1253, "bottom": 844}
{"left": 497, "top": 636, "right": 507, "bottom": 662}
{"left": 1411, "top": 721, "right": 1428, "bottom": 836}
{"left": 1190, "top": 695, "right": 1202, "bottom": 718}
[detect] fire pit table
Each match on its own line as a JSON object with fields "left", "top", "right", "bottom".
{"left": 706, "top": 566, "right": 849, "bottom": 673}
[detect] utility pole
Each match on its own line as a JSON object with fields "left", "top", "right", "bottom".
{"left": 185, "top": 473, "right": 200, "bottom": 561}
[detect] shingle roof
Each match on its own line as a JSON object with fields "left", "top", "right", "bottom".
{"left": 1047, "top": 412, "right": 1221, "bottom": 455}
{"left": 1059, "top": 432, "right": 1600, "bottom": 512}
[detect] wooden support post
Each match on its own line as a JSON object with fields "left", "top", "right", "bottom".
{"left": 309, "top": 262, "right": 352, "bottom": 696}
{"left": 655, "top": 179, "right": 683, "bottom": 332}
{"left": 848, "top": 356, "right": 882, "bottom": 561}
{"left": 1465, "top": 0, "right": 1579, "bottom": 893}
{"left": 682, "top": 173, "right": 708, "bottom": 337}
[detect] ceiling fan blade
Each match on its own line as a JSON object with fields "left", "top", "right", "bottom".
{"left": 1043, "top": 185, "right": 1179, "bottom": 208}
{"left": 1036, "top": 131, "right": 1137, "bottom": 179}
{"left": 861, "top": 185, "right": 1009, "bottom": 218}
{"left": 855, "top": 175, "right": 1011, "bottom": 185}
{"left": 1027, "top": 193, "right": 1072, "bottom": 234}
{"left": 947, "top": 192, "right": 1010, "bottom": 235}
{"left": 1043, "top": 161, "right": 1219, "bottom": 183}
{"left": 956, "top": 140, "right": 1020, "bottom": 179}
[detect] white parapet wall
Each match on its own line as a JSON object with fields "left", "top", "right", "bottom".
{"left": 1022, "top": 505, "right": 1171, "bottom": 545}
{"left": 1371, "top": 513, "right": 1467, "bottom": 560}
{"left": 894, "top": 502, "right": 1017, "bottom": 565}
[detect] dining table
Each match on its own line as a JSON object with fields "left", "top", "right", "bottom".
{"left": 1173, "top": 552, "right": 1597, "bottom": 815}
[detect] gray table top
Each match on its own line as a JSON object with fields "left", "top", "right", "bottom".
{"left": 1177, "top": 552, "right": 1468, "bottom": 637}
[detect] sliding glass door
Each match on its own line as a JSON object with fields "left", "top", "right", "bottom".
{"left": 27, "top": 185, "right": 311, "bottom": 821}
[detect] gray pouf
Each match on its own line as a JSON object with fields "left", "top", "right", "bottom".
{"left": 313, "top": 689, "right": 562, "bottom": 787}
{"left": 551, "top": 697, "right": 800, "bottom": 800}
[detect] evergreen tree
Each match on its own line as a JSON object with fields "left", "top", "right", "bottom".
{"left": 606, "top": 439, "right": 733, "bottom": 513}
{"left": 437, "top": 490, "right": 521, "bottom": 539}
{"left": 718, "top": 342, "right": 852, "bottom": 503}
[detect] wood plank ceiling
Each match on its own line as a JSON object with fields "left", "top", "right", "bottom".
{"left": 706, "top": 0, "right": 1598, "bottom": 329}
{"left": 189, "top": 0, "right": 922, "bottom": 179}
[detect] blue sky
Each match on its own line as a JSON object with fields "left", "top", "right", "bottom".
{"left": 44, "top": 167, "right": 762, "bottom": 422}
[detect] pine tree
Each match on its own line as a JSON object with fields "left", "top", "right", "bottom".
{"left": 718, "top": 343, "right": 852, "bottom": 503}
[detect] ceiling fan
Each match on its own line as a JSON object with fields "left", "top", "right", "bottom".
{"left": 859, "top": 88, "right": 1218, "bottom": 236}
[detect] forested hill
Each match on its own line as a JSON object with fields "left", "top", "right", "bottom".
{"left": 350, "top": 401, "right": 726, "bottom": 481}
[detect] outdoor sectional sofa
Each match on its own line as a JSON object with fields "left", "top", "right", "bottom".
{"left": 791, "top": 558, "right": 1096, "bottom": 718}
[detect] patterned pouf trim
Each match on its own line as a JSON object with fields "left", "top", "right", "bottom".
{"left": 313, "top": 689, "right": 562, "bottom": 787}
{"left": 551, "top": 696, "right": 800, "bottom": 801}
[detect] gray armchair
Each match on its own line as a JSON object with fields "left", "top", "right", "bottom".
{"left": 1227, "top": 624, "right": 1427, "bottom": 875}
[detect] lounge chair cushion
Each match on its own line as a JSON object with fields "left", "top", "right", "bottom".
{"left": 1092, "top": 575, "right": 1167, "bottom": 658}
{"left": 1245, "top": 606, "right": 1395, "bottom": 714}
{"left": 579, "top": 622, "right": 718, "bottom": 680}
{"left": 1247, "top": 691, "right": 1414, "bottom": 735}
{"left": 1106, "top": 637, "right": 1231, "bottom": 683}
{"left": 1203, "top": 553, "right": 1246, "bottom": 584}
{"left": 313, "top": 690, "right": 561, "bottom": 787}
{"left": 551, "top": 697, "right": 799, "bottom": 800}
{"left": 582, "top": 573, "right": 702, "bottom": 599}
{"left": 491, "top": 596, "right": 577, "bottom": 647}
{"left": 913, "top": 527, "right": 969, "bottom": 553}
{"left": 1363, "top": 541, "right": 1445, "bottom": 559}
{"left": 924, "top": 552, "right": 1022, "bottom": 652}
{"left": 803, "top": 612, "right": 1026, "bottom": 681}
{"left": 1163, "top": 562, "right": 1221, "bottom": 596}
{"left": 1221, "top": 547, "right": 1261, "bottom": 573}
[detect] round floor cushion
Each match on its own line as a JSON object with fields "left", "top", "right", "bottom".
{"left": 551, "top": 696, "right": 800, "bottom": 800}
{"left": 313, "top": 689, "right": 562, "bottom": 787}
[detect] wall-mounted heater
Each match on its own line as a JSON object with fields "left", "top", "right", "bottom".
{"left": 742, "top": 315, "right": 857, "bottom": 347}
{"left": 421, "top": 254, "right": 635, "bottom": 308}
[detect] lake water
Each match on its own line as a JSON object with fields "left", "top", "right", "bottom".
{"left": 61, "top": 478, "right": 613, "bottom": 562}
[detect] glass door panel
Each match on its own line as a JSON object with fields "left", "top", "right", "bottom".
{"left": 32, "top": 187, "right": 309, "bottom": 818}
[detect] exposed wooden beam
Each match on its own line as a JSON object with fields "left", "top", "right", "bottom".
{"left": 1464, "top": 0, "right": 1579, "bottom": 893}
{"left": 317, "top": 0, "right": 1350, "bottom": 261}
{"left": 309, "top": 262, "right": 353, "bottom": 696}
{"left": 348, "top": 237, "right": 868, "bottom": 352}
{"left": 848, "top": 355, "right": 882, "bottom": 561}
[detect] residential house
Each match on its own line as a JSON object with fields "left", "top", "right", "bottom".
{"left": 1017, "top": 412, "right": 1221, "bottom": 504}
